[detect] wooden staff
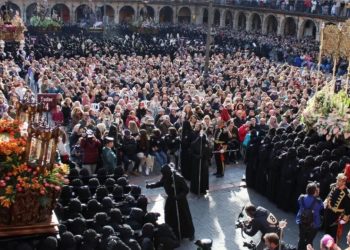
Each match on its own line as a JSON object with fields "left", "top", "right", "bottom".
{"left": 346, "top": 59, "right": 350, "bottom": 94}
{"left": 332, "top": 56, "right": 338, "bottom": 93}
{"left": 172, "top": 171, "right": 182, "bottom": 241}
{"left": 316, "top": 23, "right": 325, "bottom": 94}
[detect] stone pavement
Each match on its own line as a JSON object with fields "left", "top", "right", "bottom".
{"left": 130, "top": 163, "right": 350, "bottom": 250}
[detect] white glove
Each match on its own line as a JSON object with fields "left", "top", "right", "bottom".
{"left": 220, "top": 149, "right": 225, "bottom": 154}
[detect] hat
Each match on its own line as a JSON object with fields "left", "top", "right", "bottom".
{"left": 86, "top": 129, "right": 94, "bottom": 138}
{"left": 105, "top": 136, "right": 114, "bottom": 142}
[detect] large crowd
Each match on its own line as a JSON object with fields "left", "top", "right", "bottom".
{"left": 1, "top": 23, "right": 350, "bottom": 250}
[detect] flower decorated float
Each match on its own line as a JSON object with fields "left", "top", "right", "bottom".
{"left": 0, "top": 101, "right": 68, "bottom": 230}
{"left": 302, "top": 84, "right": 350, "bottom": 143}
{"left": 0, "top": 9, "right": 26, "bottom": 42}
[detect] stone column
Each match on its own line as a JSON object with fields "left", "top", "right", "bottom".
{"left": 22, "top": 3, "right": 26, "bottom": 23}
{"left": 261, "top": 14, "right": 267, "bottom": 35}
{"left": 277, "top": 16, "right": 283, "bottom": 36}
{"left": 315, "top": 22, "right": 320, "bottom": 41}
{"left": 154, "top": 6, "right": 160, "bottom": 23}
{"left": 246, "top": 13, "right": 251, "bottom": 32}
{"left": 195, "top": 7, "right": 203, "bottom": 25}
{"left": 297, "top": 17, "right": 304, "bottom": 40}
{"left": 173, "top": 6, "right": 178, "bottom": 24}
{"left": 115, "top": 6, "right": 119, "bottom": 24}
{"left": 220, "top": 9, "right": 225, "bottom": 27}
{"left": 232, "top": 12, "right": 238, "bottom": 31}
{"left": 70, "top": 3, "right": 75, "bottom": 24}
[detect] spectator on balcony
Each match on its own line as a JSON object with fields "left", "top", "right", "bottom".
{"left": 304, "top": 0, "right": 313, "bottom": 12}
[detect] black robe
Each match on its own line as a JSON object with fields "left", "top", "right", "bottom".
{"left": 148, "top": 172, "right": 195, "bottom": 239}
{"left": 180, "top": 132, "right": 193, "bottom": 181}
{"left": 255, "top": 142, "right": 272, "bottom": 195}
{"left": 245, "top": 137, "right": 259, "bottom": 188}
{"left": 190, "top": 134, "right": 210, "bottom": 195}
{"left": 276, "top": 153, "right": 298, "bottom": 212}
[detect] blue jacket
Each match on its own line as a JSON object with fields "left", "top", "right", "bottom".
{"left": 296, "top": 194, "right": 323, "bottom": 229}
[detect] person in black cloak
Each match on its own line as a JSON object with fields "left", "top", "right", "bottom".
{"left": 146, "top": 164, "right": 195, "bottom": 240}
{"left": 245, "top": 130, "right": 259, "bottom": 188}
{"left": 190, "top": 123, "right": 210, "bottom": 195}
{"left": 254, "top": 136, "right": 271, "bottom": 195}
{"left": 179, "top": 120, "right": 194, "bottom": 180}
{"left": 295, "top": 155, "right": 315, "bottom": 201}
{"left": 266, "top": 140, "right": 283, "bottom": 202}
{"left": 276, "top": 147, "right": 298, "bottom": 212}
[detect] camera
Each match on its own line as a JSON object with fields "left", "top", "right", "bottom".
{"left": 243, "top": 241, "right": 256, "bottom": 250}
{"left": 235, "top": 221, "right": 244, "bottom": 229}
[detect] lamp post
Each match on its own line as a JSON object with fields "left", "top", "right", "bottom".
{"left": 204, "top": 0, "right": 213, "bottom": 78}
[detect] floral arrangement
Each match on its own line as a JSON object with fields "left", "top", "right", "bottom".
{"left": 30, "top": 16, "right": 62, "bottom": 30}
{"left": 302, "top": 84, "right": 350, "bottom": 142}
{"left": 0, "top": 120, "right": 26, "bottom": 156}
{"left": 0, "top": 119, "right": 69, "bottom": 210}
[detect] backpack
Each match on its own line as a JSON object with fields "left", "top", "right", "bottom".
{"left": 300, "top": 196, "right": 317, "bottom": 228}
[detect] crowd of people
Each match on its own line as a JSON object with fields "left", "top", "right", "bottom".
{"left": 0, "top": 22, "right": 350, "bottom": 249}
{"left": 230, "top": 0, "right": 350, "bottom": 17}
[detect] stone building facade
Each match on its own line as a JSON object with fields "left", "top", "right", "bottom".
{"left": 5, "top": 0, "right": 347, "bottom": 40}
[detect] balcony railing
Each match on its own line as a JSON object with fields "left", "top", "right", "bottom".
{"left": 144, "top": 0, "right": 349, "bottom": 21}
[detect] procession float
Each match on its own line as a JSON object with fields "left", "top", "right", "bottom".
{"left": 0, "top": 5, "right": 26, "bottom": 42}
{"left": 302, "top": 20, "right": 350, "bottom": 143}
{"left": 0, "top": 99, "right": 68, "bottom": 236}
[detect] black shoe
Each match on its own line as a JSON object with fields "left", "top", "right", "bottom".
{"left": 212, "top": 172, "right": 218, "bottom": 175}
{"left": 216, "top": 174, "right": 224, "bottom": 178}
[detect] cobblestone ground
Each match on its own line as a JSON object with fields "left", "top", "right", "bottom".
{"left": 130, "top": 163, "right": 350, "bottom": 250}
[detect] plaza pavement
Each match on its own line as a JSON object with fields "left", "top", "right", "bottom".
{"left": 130, "top": 163, "right": 350, "bottom": 250}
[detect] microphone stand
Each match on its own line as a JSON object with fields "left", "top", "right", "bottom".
{"left": 172, "top": 170, "right": 182, "bottom": 241}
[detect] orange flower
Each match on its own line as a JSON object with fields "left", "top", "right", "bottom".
{"left": 0, "top": 196, "right": 11, "bottom": 208}
{"left": 5, "top": 186, "right": 13, "bottom": 195}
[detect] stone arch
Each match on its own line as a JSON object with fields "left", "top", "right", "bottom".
{"left": 159, "top": 6, "right": 173, "bottom": 23}
{"left": 2, "top": 2, "right": 21, "bottom": 16}
{"left": 26, "top": 3, "right": 37, "bottom": 22}
{"left": 140, "top": 5, "right": 155, "bottom": 19}
{"left": 52, "top": 4, "right": 70, "bottom": 23}
{"left": 213, "top": 9, "right": 220, "bottom": 26}
{"left": 250, "top": 13, "right": 261, "bottom": 32}
{"left": 75, "top": 4, "right": 94, "bottom": 24}
{"left": 300, "top": 19, "right": 316, "bottom": 39}
{"left": 283, "top": 17, "right": 297, "bottom": 36}
{"left": 94, "top": 5, "right": 115, "bottom": 24}
{"left": 264, "top": 15, "right": 278, "bottom": 34}
{"left": 119, "top": 5, "right": 135, "bottom": 24}
{"left": 237, "top": 12, "right": 246, "bottom": 31}
{"left": 203, "top": 8, "right": 208, "bottom": 24}
{"left": 178, "top": 6, "right": 191, "bottom": 24}
{"left": 224, "top": 10, "right": 233, "bottom": 27}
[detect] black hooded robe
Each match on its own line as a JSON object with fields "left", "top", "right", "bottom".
{"left": 190, "top": 134, "right": 210, "bottom": 195}
{"left": 148, "top": 172, "right": 195, "bottom": 239}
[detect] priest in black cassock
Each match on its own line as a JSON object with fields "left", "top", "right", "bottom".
{"left": 190, "top": 123, "right": 210, "bottom": 195}
{"left": 146, "top": 164, "right": 195, "bottom": 241}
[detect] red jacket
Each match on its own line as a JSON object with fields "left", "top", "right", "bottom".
{"left": 80, "top": 138, "right": 101, "bottom": 164}
{"left": 238, "top": 124, "right": 249, "bottom": 142}
{"left": 125, "top": 115, "right": 140, "bottom": 128}
{"left": 52, "top": 110, "right": 64, "bottom": 125}
{"left": 220, "top": 108, "right": 231, "bottom": 122}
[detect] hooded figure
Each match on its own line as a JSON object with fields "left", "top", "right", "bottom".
{"left": 190, "top": 130, "right": 210, "bottom": 195}
{"left": 180, "top": 120, "right": 194, "bottom": 180}
{"left": 146, "top": 164, "right": 195, "bottom": 240}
